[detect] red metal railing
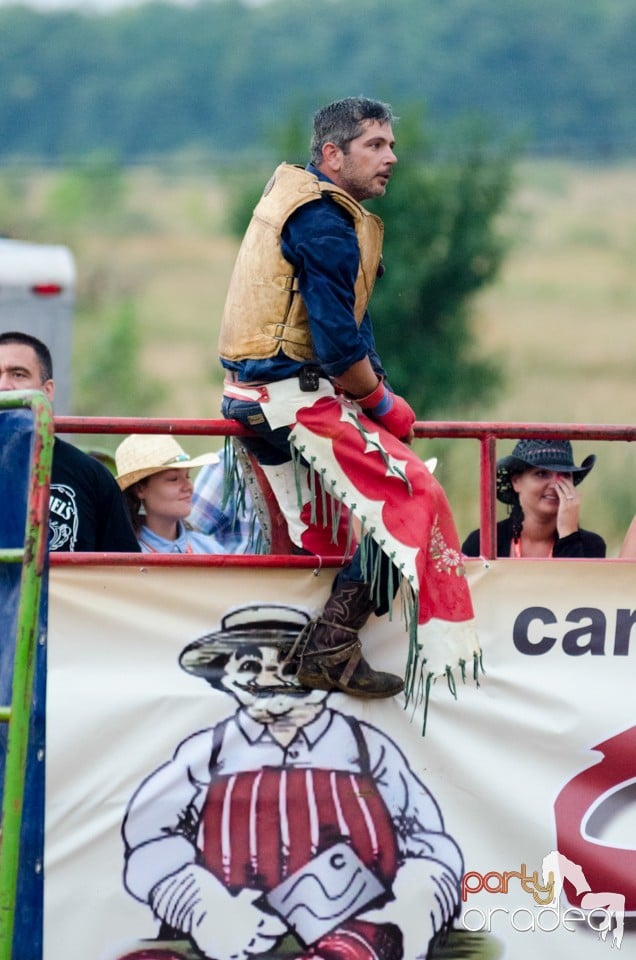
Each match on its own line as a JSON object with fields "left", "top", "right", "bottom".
{"left": 52, "top": 417, "right": 636, "bottom": 562}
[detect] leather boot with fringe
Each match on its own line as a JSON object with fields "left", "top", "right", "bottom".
{"left": 296, "top": 582, "right": 404, "bottom": 699}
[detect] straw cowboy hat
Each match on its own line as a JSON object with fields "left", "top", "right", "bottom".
{"left": 115, "top": 434, "right": 219, "bottom": 491}
{"left": 496, "top": 439, "right": 596, "bottom": 505}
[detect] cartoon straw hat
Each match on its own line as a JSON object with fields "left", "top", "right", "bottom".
{"left": 179, "top": 603, "right": 312, "bottom": 678}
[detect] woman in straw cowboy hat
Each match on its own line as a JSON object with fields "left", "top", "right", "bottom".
{"left": 115, "top": 435, "right": 225, "bottom": 554}
{"left": 462, "top": 439, "right": 606, "bottom": 558}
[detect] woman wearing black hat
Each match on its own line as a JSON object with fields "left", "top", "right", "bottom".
{"left": 462, "top": 439, "right": 606, "bottom": 558}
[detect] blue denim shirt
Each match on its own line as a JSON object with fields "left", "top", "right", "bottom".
{"left": 137, "top": 520, "right": 225, "bottom": 555}
{"left": 221, "top": 164, "right": 386, "bottom": 384}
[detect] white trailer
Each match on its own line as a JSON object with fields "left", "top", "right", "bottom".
{"left": 0, "top": 237, "right": 75, "bottom": 414}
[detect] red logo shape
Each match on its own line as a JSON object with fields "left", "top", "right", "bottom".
{"left": 554, "top": 726, "right": 636, "bottom": 912}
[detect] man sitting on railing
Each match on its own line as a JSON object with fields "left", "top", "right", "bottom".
{"left": 217, "top": 97, "right": 480, "bottom": 709}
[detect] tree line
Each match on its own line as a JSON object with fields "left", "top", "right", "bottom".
{"left": 0, "top": 0, "right": 634, "bottom": 163}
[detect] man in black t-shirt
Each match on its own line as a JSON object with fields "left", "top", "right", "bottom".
{"left": 0, "top": 330, "right": 140, "bottom": 552}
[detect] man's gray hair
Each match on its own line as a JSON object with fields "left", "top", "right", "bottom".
{"left": 310, "top": 96, "right": 395, "bottom": 166}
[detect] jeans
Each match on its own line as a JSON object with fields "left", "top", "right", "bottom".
{"left": 221, "top": 395, "right": 397, "bottom": 613}
{"left": 222, "top": 396, "right": 294, "bottom": 466}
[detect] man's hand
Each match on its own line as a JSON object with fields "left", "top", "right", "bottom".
{"left": 357, "top": 380, "right": 415, "bottom": 443}
{"left": 150, "top": 864, "right": 286, "bottom": 960}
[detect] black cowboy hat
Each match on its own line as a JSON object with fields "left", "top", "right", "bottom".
{"left": 496, "top": 439, "right": 596, "bottom": 505}
{"left": 179, "top": 603, "right": 311, "bottom": 678}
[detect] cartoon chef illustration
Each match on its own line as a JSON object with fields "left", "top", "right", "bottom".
{"left": 120, "top": 604, "right": 463, "bottom": 960}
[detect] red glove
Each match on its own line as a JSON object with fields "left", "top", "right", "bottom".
{"left": 357, "top": 380, "right": 415, "bottom": 441}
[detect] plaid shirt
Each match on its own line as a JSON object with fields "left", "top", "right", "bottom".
{"left": 188, "top": 449, "right": 261, "bottom": 553}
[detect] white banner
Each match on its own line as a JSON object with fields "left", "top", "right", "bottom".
{"left": 44, "top": 559, "right": 636, "bottom": 960}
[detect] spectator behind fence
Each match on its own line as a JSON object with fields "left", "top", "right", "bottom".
{"left": 619, "top": 515, "right": 636, "bottom": 558}
{"left": 115, "top": 434, "right": 226, "bottom": 555}
{"left": 188, "top": 443, "right": 262, "bottom": 553}
{"left": 462, "top": 439, "right": 606, "bottom": 559}
{"left": 0, "top": 330, "right": 140, "bottom": 553}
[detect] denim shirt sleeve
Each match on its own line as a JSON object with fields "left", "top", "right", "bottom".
{"left": 281, "top": 196, "right": 383, "bottom": 380}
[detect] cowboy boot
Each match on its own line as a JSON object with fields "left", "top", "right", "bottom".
{"left": 296, "top": 582, "right": 404, "bottom": 699}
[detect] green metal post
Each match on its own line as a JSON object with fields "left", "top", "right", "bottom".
{"left": 0, "top": 391, "right": 54, "bottom": 960}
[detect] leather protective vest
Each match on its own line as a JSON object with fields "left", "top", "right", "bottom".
{"left": 218, "top": 163, "right": 384, "bottom": 363}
